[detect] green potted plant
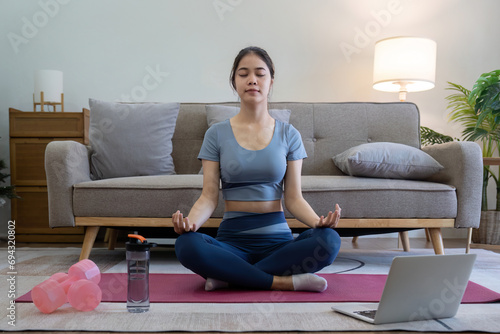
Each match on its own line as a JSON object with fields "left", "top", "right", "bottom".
{"left": 0, "top": 159, "right": 19, "bottom": 207}
{"left": 468, "top": 70, "right": 500, "bottom": 244}
{"left": 445, "top": 70, "right": 500, "bottom": 244}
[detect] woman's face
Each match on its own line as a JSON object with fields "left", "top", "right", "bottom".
{"left": 233, "top": 53, "right": 274, "bottom": 104}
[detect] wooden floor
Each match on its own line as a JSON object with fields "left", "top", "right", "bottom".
{"left": 4, "top": 237, "right": 499, "bottom": 334}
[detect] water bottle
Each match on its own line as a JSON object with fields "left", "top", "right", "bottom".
{"left": 126, "top": 234, "right": 157, "bottom": 313}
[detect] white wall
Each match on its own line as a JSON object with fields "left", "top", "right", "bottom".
{"left": 1, "top": 0, "right": 498, "bottom": 238}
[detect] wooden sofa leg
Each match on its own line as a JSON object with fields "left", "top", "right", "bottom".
{"left": 424, "top": 228, "right": 431, "bottom": 241}
{"left": 399, "top": 231, "right": 410, "bottom": 252}
{"left": 108, "top": 228, "right": 119, "bottom": 250}
{"left": 79, "top": 226, "right": 100, "bottom": 261}
{"left": 104, "top": 228, "right": 111, "bottom": 242}
{"left": 466, "top": 227, "right": 473, "bottom": 254}
{"left": 428, "top": 228, "right": 445, "bottom": 255}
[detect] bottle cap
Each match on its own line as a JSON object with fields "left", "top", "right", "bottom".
{"left": 126, "top": 234, "right": 158, "bottom": 251}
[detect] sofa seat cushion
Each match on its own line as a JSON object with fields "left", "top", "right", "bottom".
{"left": 73, "top": 175, "right": 226, "bottom": 218}
{"left": 296, "top": 176, "right": 457, "bottom": 219}
{"left": 73, "top": 175, "right": 457, "bottom": 221}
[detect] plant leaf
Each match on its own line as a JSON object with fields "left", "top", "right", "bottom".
{"left": 470, "top": 70, "right": 500, "bottom": 106}
{"left": 420, "top": 126, "right": 455, "bottom": 146}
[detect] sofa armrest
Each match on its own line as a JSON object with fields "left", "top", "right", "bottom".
{"left": 45, "top": 141, "right": 92, "bottom": 228}
{"left": 422, "top": 141, "right": 483, "bottom": 228}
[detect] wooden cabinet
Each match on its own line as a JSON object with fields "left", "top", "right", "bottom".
{"left": 9, "top": 108, "right": 89, "bottom": 242}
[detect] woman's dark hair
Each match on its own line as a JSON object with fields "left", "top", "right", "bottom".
{"left": 230, "top": 46, "right": 275, "bottom": 90}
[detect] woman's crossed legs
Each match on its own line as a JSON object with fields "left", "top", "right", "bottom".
{"left": 174, "top": 227, "right": 341, "bottom": 291}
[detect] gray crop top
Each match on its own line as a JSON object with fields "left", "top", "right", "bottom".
{"left": 198, "top": 119, "right": 307, "bottom": 201}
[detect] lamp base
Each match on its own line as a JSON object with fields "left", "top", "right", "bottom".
{"left": 399, "top": 90, "right": 407, "bottom": 102}
{"left": 396, "top": 81, "right": 408, "bottom": 102}
{"left": 33, "top": 92, "right": 64, "bottom": 112}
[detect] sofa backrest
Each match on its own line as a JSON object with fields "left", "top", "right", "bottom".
{"left": 171, "top": 102, "right": 421, "bottom": 176}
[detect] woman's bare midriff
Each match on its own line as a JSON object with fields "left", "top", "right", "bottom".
{"left": 225, "top": 199, "right": 283, "bottom": 214}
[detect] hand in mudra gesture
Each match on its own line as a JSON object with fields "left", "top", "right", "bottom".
{"left": 172, "top": 210, "right": 197, "bottom": 235}
{"left": 316, "top": 204, "right": 341, "bottom": 228}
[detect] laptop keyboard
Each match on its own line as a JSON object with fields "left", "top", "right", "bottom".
{"left": 354, "top": 310, "right": 377, "bottom": 319}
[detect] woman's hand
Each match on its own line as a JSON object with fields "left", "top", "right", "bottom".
{"left": 316, "top": 204, "right": 341, "bottom": 228}
{"left": 172, "top": 210, "right": 197, "bottom": 235}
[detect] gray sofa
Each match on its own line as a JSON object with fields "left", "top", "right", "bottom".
{"left": 45, "top": 102, "right": 483, "bottom": 260}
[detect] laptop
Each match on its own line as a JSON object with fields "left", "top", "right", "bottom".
{"left": 332, "top": 253, "right": 477, "bottom": 324}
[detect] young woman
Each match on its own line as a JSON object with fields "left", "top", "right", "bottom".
{"left": 173, "top": 46, "right": 341, "bottom": 292}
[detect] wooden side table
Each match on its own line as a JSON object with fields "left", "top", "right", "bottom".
{"left": 483, "top": 157, "right": 500, "bottom": 165}
{"left": 9, "top": 108, "right": 89, "bottom": 242}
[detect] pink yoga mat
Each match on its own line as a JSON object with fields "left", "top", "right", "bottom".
{"left": 18, "top": 273, "right": 500, "bottom": 304}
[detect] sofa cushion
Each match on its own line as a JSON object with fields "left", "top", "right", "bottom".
{"left": 206, "top": 105, "right": 291, "bottom": 127}
{"left": 288, "top": 176, "right": 457, "bottom": 219}
{"left": 332, "top": 142, "right": 444, "bottom": 180}
{"left": 73, "top": 175, "right": 224, "bottom": 218}
{"left": 73, "top": 175, "right": 456, "bottom": 220}
{"left": 89, "top": 99, "right": 180, "bottom": 179}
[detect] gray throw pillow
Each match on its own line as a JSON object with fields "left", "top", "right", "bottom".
{"left": 205, "top": 105, "right": 291, "bottom": 127}
{"left": 332, "top": 142, "right": 444, "bottom": 180}
{"left": 89, "top": 99, "right": 180, "bottom": 179}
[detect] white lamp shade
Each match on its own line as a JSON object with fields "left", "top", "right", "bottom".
{"left": 373, "top": 37, "right": 436, "bottom": 93}
{"left": 34, "top": 70, "right": 63, "bottom": 103}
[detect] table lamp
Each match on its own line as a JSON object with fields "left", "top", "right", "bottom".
{"left": 33, "top": 70, "right": 64, "bottom": 112}
{"left": 373, "top": 36, "right": 436, "bottom": 101}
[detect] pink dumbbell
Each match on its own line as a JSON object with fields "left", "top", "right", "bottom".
{"left": 32, "top": 259, "right": 102, "bottom": 313}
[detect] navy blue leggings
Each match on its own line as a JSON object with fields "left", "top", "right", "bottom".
{"left": 175, "top": 212, "right": 341, "bottom": 290}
